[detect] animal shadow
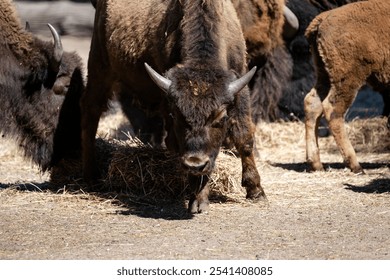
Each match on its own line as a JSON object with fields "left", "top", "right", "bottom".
{"left": 0, "top": 179, "right": 194, "bottom": 221}
{"left": 271, "top": 162, "right": 389, "bottom": 173}
{"left": 344, "top": 178, "right": 390, "bottom": 194}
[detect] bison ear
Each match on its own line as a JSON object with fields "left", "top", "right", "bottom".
{"left": 227, "top": 66, "right": 257, "bottom": 96}
{"left": 144, "top": 63, "right": 172, "bottom": 93}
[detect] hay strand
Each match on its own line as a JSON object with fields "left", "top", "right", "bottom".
{"left": 50, "top": 117, "right": 388, "bottom": 204}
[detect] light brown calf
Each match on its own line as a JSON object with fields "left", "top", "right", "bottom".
{"left": 304, "top": 0, "right": 390, "bottom": 173}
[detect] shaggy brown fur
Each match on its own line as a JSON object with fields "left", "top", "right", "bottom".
{"left": 279, "top": 0, "right": 376, "bottom": 121}
{"left": 304, "top": 0, "right": 390, "bottom": 173}
{"left": 232, "top": 0, "right": 284, "bottom": 61}
{"left": 115, "top": 0, "right": 292, "bottom": 124}
{"left": 0, "top": 0, "right": 84, "bottom": 171}
{"left": 232, "top": 0, "right": 293, "bottom": 123}
{"left": 0, "top": 1, "right": 33, "bottom": 61}
{"left": 82, "top": 0, "right": 265, "bottom": 213}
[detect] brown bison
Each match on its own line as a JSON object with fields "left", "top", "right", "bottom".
{"left": 278, "top": 0, "right": 386, "bottom": 122}
{"left": 232, "top": 0, "right": 296, "bottom": 123}
{"left": 0, "top": 0, "right": 84, "bottom": 172}
{"left": 81, "top": 0, "right": 266, "bottom": 213}
{"left": 304, "top": 0, "right": 390, "bottom": 173}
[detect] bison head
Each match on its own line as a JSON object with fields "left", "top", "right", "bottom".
{"left": 145, "top": 63, "right": 256, "bottom": 175}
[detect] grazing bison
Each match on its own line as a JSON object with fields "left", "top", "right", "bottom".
{"left": 304, "top": 0, "right": 390, "bottom": 173}
{"left": 0, "top": 0, "right": 84, "bottom": 171}
{"left": 81, "top": 0, "right": 265, "bottom": 213}
{"left": 114, "top": 0, "right": 298, "bottom": 134}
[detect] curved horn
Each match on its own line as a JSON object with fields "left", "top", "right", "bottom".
{"left": 144, "top": 62, "right": 172, "bottom": 93}
{"left": 47, "top": 23, "right": 63, "bottom": 72}
{"left": 283, "top": 6, "right": 299, "bottom": 39}
{"left": 228, "top": 66, "right": 257, "bottom": 96}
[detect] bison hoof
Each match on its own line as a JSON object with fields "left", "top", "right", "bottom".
{"left": 188, "top": 198, "right": 210, "bottom": 214}
{"left": 308, "top": 161, "right": 324, "bottom": 172}
{"left": 351, "top": 166, "right": 365, "bottom": 175}
{"left": 246, "top": 187, "right": 267, "bottom": 202}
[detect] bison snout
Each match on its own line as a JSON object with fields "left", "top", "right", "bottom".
{"left": 182, "top": 154, "right": 210, "bottom": 174}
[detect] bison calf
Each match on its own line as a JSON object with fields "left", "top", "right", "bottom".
{"left": 304, "top": 0, "right": 390, "bottom": 173}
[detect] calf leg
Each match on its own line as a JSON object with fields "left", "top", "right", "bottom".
{"left": 322, "top": 86, "right": 363, "bottom": 174}
{"left": 304, "top": 88, "right": 325, "bottom": 171}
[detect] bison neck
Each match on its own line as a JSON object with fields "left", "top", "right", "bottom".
{"left": 180, "top": 0, "right": 226, "bottom": 67}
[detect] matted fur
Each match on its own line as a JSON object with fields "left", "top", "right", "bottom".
{"left": 278, "top": 0, "right": 384, "bottom": 121}
{"left": 232, "top": 0, "right": 291, "bottom": 123}
{"left": 304, "top": 0, "right": 390, "bottom": 173}
{"left": 306, "top": 0, "right": 390, "bottom": 87}
{"left": 232, "top": 0, "right": 284, "bottom": 60}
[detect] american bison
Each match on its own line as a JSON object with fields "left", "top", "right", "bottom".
{"left": 0, "top": 0, "right": 84, "bottom": 171}
{"left": 278, "top": 0, "right": 384, "bottom": 122}
{"left": 247, "top": 0, "right": 383, "bottom": 123}
{"left": 232, "top": 0, "right": 296, "bottom": 123}
{"left": 109, "top": 0, "right": 299, "bottom": 139}
{"left": 113, "top": 0, "right": 298, "bottom": 138}
{"left": 304, "top": 0, "right": 390, "bottom": 173}
{"left": 81, "top": 0, "right": 266, "bottom": 213}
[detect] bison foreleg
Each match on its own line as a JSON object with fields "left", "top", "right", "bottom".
{"left": 230, "top": 115, "right": 266, "bottom": 201}
{"left": 81, "top": 106, "right": 101, "bottom": 182}
{"left": 238, "top": 137, "right": 266, "bottom": 201}
{"left": 80, "top": 81, "right": 110, "bottom": 182}
{"left": 188, "top": 175, "right": 210, "bottom": 214}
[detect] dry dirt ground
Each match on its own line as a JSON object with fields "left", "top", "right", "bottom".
{"left": 0, "top": 37, "right": 389, "bottom": 260}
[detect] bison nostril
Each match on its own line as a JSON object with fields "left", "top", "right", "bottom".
{"left": 183, "top": 155, "right": 210, "bottom": 172}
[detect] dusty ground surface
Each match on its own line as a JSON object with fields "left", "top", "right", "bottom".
{"left": 0, "top": 36, "right": 389, "bottom": 260}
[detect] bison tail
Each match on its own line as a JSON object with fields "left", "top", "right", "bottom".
{"left": 304, "top": 12, "right": 328, "bottom": 45}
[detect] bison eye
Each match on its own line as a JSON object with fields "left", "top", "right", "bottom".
{"left": 212, "top": 115, "right": 228, "bottom": 128}
{"left": 211, "top": 109, "right": 228, "bottom": 128}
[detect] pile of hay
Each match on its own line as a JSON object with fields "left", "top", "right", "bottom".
{"left": 50, "top": 137, "right": 245, "bottom": 203}
{"left": 346, "top": 117, "right": 389, "bottom": 153}
{"left": 256, "top": 117, "right": 389, "bottom": 155}
{"left": 50, "top": 117, "right": 388, "bottom": 204}
{"left": 106, "top": 139, "right": 245, "bottom": 202}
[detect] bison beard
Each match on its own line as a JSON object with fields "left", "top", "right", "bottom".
{"left": 81, "top": 0, "right": 266, "bottom": 213}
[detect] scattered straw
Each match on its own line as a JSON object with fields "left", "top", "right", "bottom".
{"left": 50, "top": 137, "right": 245, "bottom": 204}
{"left": 49, "top": 117, "right": 388, "bottom": 204}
